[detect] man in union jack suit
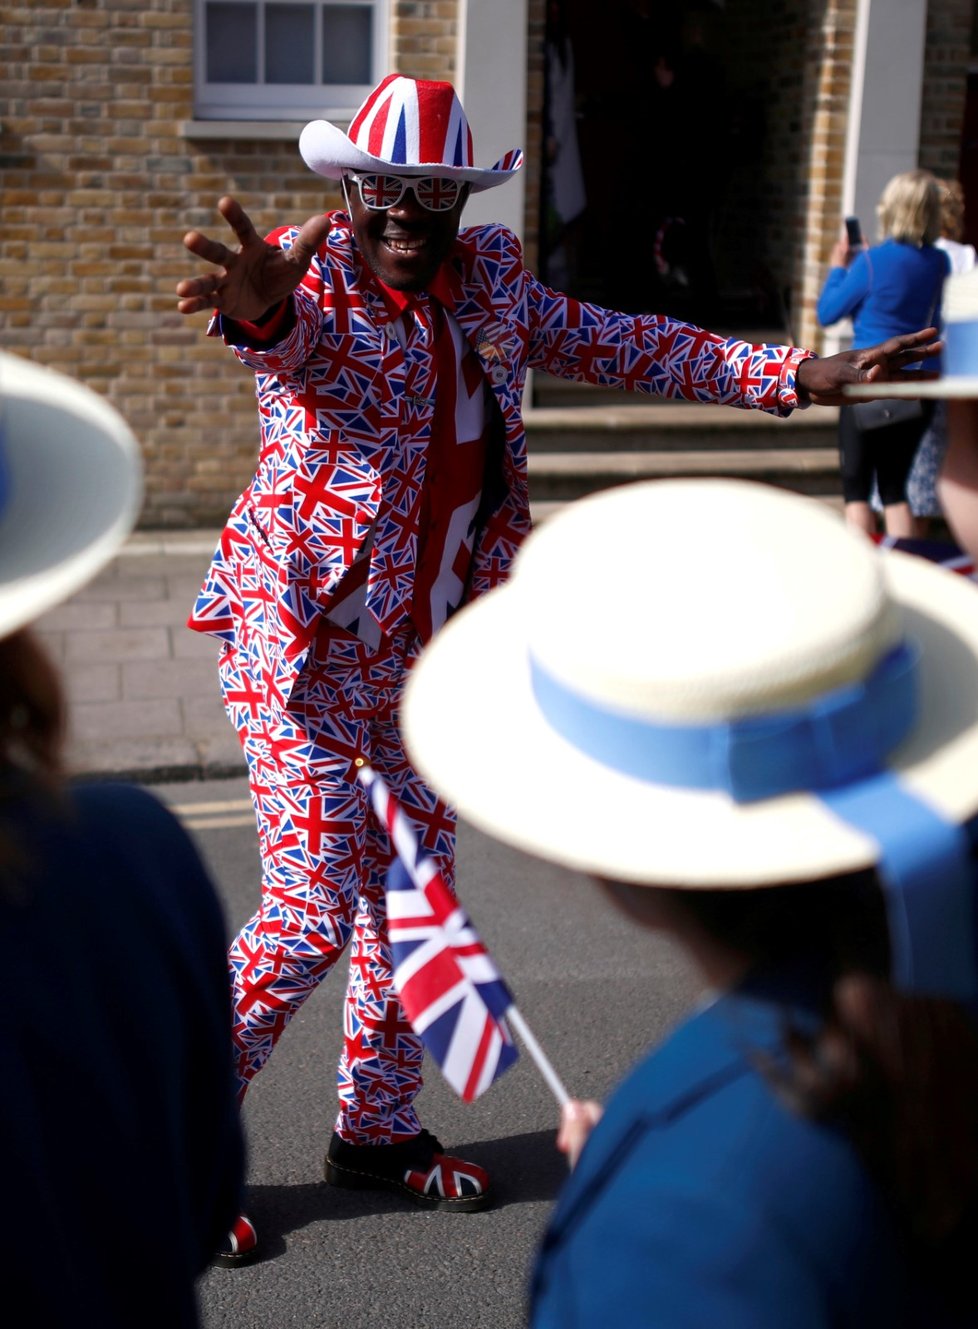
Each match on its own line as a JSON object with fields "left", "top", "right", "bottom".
{"left": 175, "top": 73, "right": 940, "bottom": 1263}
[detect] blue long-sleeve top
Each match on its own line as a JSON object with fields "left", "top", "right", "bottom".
{"left": 816, "top": 237, "right": 949, "bottom": 351}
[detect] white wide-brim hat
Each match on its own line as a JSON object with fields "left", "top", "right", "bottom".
{"left": 300, "top": 73, "right": 523, "bottom": 190}
{"left": 403, "top": 479, "right": 978, "bottom": 891}
{"left": 0, "top": 351, "right": 143, "bottom": 639}
{"left": 845, "top": 379, "right": 978, "bottom": 400}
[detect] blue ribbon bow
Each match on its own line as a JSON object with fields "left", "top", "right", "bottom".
{"left": 531, "top": 641, "right": 978, "bottom": 1002}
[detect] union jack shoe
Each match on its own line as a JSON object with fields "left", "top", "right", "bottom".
{"left": 324, "top": 1128, "right": 491, "bottom": 1212}
{"left": 212, "top": 1213, "right": 259, "bottom": 1268}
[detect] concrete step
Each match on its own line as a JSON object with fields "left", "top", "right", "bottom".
{"left": 527, "top": 446, "right": 841, "bottom": 506}
{"left": 523, "top": 372, "right": 842, "bottom": 508}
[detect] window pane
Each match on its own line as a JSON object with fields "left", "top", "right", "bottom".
{"left": 206, "top": 3, "right": 257, "bottom": 83}
{"left": 267, "top": 5, "right": 315, "bottom": 85}
{"left": 322, "top": 5, "right": 372, "bottom": 85}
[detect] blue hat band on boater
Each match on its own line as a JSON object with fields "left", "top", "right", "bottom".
{"left": 531, "top": 642, "right": 918, "bottom": 801}
{"left": 530, "top": 640, "right": 978, "bottom": 1003}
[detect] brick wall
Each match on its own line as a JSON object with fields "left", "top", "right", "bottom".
{"left": 794, "top": 0, "right": 857, "bottom": 350}
{"left": 525, "top": 0, "right": 546, "bottom": 275}
{"left": 918, "top": 0, "right": 973, "bottom": 178}
{"left": 1, "top": 0, "right": 477, "bottom": 527}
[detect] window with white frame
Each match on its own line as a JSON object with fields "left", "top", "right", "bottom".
{"left": 194, "top": 0, "right": 389, "bottom": 121}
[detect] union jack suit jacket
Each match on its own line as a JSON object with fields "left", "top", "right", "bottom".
{"left": 189, "top": 213, "right": 811, "bottom": 706}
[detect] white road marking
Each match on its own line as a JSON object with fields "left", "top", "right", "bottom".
{"left": 169, "top": 797, "right": 254, "bottom": 831}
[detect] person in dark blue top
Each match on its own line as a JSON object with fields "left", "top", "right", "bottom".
{"left": 818, "top": 169, "right": 949, "bottom": 537}
{"left": 0, "top": 351, "right": 244, "bottom": 1326}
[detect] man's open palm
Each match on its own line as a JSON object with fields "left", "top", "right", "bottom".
{"left": 175, "top": 196, "right": 332, "bottom": 322}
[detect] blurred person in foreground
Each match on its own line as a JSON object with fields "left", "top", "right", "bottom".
{"left": 174, "top": 70, "right": 942, "bottom": 1260}
{"left": 818, "top": 169, "right": 949, "bottom": 537}
{"left": 402, "top": 475, "right": 978, "bottom": 1327}
{"left": 943, "top": 395, "right": 978, "bottom": 561}
{"left": 0, "top": 351, "right": 243, "bottom": 1322}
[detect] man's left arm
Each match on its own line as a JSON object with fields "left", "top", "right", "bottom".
{"left": 516, "top": 261, "right": 940, "bottom": 414}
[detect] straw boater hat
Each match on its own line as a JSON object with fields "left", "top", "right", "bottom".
{"left": 299, "top": 73, "right": 523, "bottom": 190}
{"left": 403, "top": 478, "right": 978, "bottom": 1001}
{"left": 0, "top": 350, "right": 142, "bottom": 639}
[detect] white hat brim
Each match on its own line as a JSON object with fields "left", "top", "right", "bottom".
{"left": 845, "top": 379, "right": 978, "bottom": 399}
{"left": 403, "top": 549, "right": 978, "bottom": 888}
{"left": 299, "top": 119, "right": 522, "bottom": 191}
{"left": 0, "top": 352, "right": 143, "bottom": 639}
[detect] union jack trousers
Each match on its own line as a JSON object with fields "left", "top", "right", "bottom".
{"left": 220, "top": 621, "right": 457, "bottom": 1143}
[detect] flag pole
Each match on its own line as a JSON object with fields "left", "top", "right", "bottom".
{"left": 357, "top": 760, "right": 573, "bottom": 1109}
{"left": 506, "top": 1006, "right": 571, "bottom": 1108}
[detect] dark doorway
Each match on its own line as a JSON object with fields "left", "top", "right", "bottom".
{"left": 958, "top": 71, "right": 978, "bottom": 250}
{"left": 539, "top": 0, "right": 790, "bottom": 334}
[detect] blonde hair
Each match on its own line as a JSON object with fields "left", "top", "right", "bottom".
{"left": 876, "top": 169, "right": 942, "bottom": 246}
{"left": 939, "top": 178, "right": 966, "bottom": 241}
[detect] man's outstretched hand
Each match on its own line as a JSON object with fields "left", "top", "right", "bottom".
{"left": 175, "top": 196, "right": 333, "bottom": 323}
{"left": 797, "top": 327, "right": 942, "bottom": 406}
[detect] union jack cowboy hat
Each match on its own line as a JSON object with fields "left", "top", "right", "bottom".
{"left": 0, "top": 351, "right": 142, "bottom": 639}
{"left": 299, "top": 73, "right": 523, "bottom": 190}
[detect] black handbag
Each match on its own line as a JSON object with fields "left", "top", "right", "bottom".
{"left": 851, "top": 397, "right": 924, "bottom": 431}
{"left": 847, "top": 250, "right": 933, "bottom": 433}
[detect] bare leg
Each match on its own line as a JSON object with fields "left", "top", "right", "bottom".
{"left": 882, "top": 501, "right": 914, "bottom": 538}
{"left": 844, "top": 500, "right": 877, "bottom": 535}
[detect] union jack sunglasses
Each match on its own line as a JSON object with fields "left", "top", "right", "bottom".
{"left": 346, "top": 172, "right": 465, "bottom": 213}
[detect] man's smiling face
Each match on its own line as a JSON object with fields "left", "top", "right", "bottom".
{"left": 343, "top": 174, "right": 469, "bottom": 292}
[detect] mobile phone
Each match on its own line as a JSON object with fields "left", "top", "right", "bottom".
{"left": 845, "top": 216, "right": 863, "bottom": 247}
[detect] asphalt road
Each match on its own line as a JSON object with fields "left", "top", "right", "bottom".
{"left": 155, "top": 778, "right": 699, "bottom": 1329}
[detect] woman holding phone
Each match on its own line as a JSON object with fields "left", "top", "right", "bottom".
{"left": 818, "top": 170, "right": 949, "bottom": 537}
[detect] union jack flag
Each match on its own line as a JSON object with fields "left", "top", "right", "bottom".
{"left": 359, "top": 764, "right": 519, "bottom": 1101}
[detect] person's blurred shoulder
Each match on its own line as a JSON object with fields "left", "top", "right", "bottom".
{"left": 936, "top": 235, "right": 976, "bottom": 277}
{"left": 69, "top": 778, "right": 189, "bottom": 837}
{"left": 2, "top": 778, "right": 230, "bottom": 949}
{"left": 67, "top": 779, "right": 225, "bottom": 916}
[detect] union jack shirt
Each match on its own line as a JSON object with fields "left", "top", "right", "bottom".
{"left": 189, "top": 213, "right": 813, "bottom": 704}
